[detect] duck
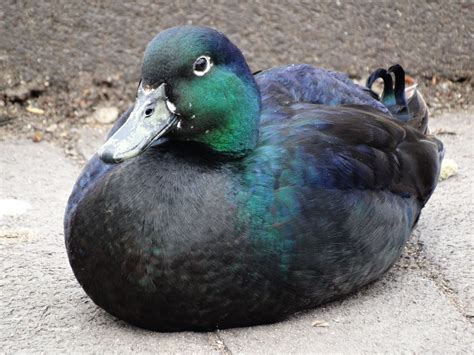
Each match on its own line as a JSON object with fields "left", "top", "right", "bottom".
{"left": 64, "top": 26, "right": 444, "bottom": 331}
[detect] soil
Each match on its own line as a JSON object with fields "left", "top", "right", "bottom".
{"left": 1, "top": 1, "right": 472, "bottom": 162}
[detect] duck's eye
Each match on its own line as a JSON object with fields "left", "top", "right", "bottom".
{"left": 193, "top": 56, "right": 212, "bottom": 76}
{"left": 145, "top": 108, "right": 154, "bottom": 116}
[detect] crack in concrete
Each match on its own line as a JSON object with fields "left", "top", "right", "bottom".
{"left": 207, "top": 331, "right": 233, "bottom": 355}
{"left": 405, "top": 231, "right": 473, "bottom": 323}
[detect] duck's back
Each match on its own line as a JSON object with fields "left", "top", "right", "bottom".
{"left": 255, "top": 64, "right": 389, "bottom": 121}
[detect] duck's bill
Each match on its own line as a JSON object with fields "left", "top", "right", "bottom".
{"left": 98, "top": 83, "right": 177, "bottom": 164}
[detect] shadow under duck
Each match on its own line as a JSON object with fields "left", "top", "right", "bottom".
{"left": 65, "top": 26, "right": 443, "bottom": 331}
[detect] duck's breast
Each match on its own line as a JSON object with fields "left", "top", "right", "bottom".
{"left": 65, "top": 147, "right": 298, "bottom": 328}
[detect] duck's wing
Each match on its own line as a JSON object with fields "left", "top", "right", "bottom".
{"left": 242, "top": 104, "right": 443, "bottom": 301}
{"left": 255, "top": 64, "right": 390, "bottom": 123}
{"left": 255, "top": 104, "right": 443, "bottom": 207}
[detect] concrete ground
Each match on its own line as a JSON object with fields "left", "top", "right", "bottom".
{"left": 0, "top": 109, "right": 472, "bottom": 353}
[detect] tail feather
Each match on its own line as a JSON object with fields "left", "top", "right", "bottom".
{"left": 366, "top": 68, "right": 397, "bottom": 108}
{"left": 387, "top": 64, "right": 407, "bottom": 110}
{"left": 366, "top": 64, "right": 428, "bottom": 134}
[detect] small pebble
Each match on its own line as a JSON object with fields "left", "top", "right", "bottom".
{"left": 46, "top": 123, "right": 58, "bottom": 132}
{"left": 26, "top": 106, "right": 45, "bottom": 115}
{"left": 32, "top": 131, "right": 43, "bottom": 142}
{"left": 92, "top": 107, "right": 119, "bottom": 124}
{"left": 311, "top": 320, "right": 329, "bottom": 327}
{"left": 439, "top": 159, "right": 459, "bottom": 181}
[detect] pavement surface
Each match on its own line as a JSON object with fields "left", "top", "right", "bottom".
{"left": 0, "top": 110, "right": 473, "bottom": 353}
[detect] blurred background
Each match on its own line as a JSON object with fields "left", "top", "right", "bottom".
{"left": 1, "top": 0, "right": 472, "bottom": 158}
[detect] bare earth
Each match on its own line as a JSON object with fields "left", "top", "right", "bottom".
{"left": 0, "top": 109, "right": 472, "bottom": 353}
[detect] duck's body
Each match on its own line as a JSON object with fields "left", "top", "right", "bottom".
{"left": 65, "top": 27, "right": 443, "bottom": 331}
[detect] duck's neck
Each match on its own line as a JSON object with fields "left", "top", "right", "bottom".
{"left": 195, "top": 78, "right": 261, "bottom": 157}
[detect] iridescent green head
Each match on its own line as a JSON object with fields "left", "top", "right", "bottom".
{"left": 99, "top": 26, "right": 261, "bottom": 163}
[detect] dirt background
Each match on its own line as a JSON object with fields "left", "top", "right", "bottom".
{"left": 1, "top": 1, "right": 473, "bottom": 150}
{"left": 2, "top": 0, "right": 473, "bottom": 85}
